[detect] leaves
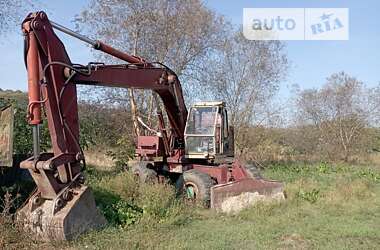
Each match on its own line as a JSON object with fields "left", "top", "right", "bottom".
{"left": 0, "top": 0, "right": 37, "bottom": 36}
{"left": 296, "top": 72, "right": 380, "bottom": 161}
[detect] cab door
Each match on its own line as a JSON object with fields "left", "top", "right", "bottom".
{"left": 221, "top": 108, "right": 234, "bottom": 157}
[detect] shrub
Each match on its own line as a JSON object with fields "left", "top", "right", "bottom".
{"left": 0, "top": 192, "right": 34, "bottom": 249}
{"left": 87, "top": 167, "right": 191, "bottom": 229}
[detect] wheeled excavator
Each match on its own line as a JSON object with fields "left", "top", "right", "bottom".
{"left": 17, "top": 12, "right": 284, "bottom": 241}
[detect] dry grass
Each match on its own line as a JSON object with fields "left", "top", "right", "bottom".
{"left": 70, "top": 162, "right": 380, "bottom": 250}
{"left": 369, "top": 152, "right": 380, "bottom": 166}
{"left": 0, "top": 192, "right": 37, "bottom": 250}
{"left": 84, "top": 150, "right": 115, "bottom": 171}
{"left": 2, "top": 156, "right": 379, "bottom": 249}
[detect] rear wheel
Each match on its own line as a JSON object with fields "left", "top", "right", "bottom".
{"left": 182, "top": 169, "right": 213, "bottom": 207}
{"left": 129, "top": 162, "right": 157, "bottom": 184}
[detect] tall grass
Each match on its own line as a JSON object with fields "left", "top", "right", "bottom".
{"left": 76, "top": 161, "right": 380, "bottom": 249}
{"left": 0, "top": 192, "right": 36, "bottom": 249}
{"left": 2, "top": 157, "right": 379, "bottom": 249}
{"left": 85, "top": 165, "right": 192, "bottom": 229}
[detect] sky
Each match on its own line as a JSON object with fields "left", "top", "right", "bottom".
{"left": 1, "top": 0, "right": 379, "bottom": 97}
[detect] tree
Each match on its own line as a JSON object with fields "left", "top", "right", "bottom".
{"left": 76, "top": 0, "right": 228, "bottom": 138}
{"left": 198, "top": 29, "right": 288, "bottom": 148}
{"left": 0, "top": 0, "right": 36, "bottom": 36}
{"left": 296, "top": 72, "right": 380, "bottom": 161}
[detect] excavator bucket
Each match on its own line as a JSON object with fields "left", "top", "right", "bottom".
{"left": 210, "top": 163, "right": 285, "bottom": 213}
{"left": 18, "top": 185, "right": 106, "bottom": 241}
{"left": 17, "top": 155, "right": 107, "bottom": 241}
{"left": 0, "top": 106, "right": 14, "bottom": 167}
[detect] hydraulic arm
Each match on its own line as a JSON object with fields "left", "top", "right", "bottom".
{"left": 19, "top": 11, "right": 187, "bottom": 241}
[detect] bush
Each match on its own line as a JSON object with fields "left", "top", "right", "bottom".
{"left": 0, "top": 91, "right": 50, "bottom": 155}
{"left": 106, "top": 135, "right": 135, "bottom": 168}
{"left": 87, "top": 167, "right": 191, "bottom": 229}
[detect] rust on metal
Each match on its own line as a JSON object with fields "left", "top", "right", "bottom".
{"left": 94, "top": 41, "right": 146, "bottom": 64}
{"left": 193, "top": 164, "right": 229, "bottom": 184}
{"left": 18, "top": 185, "right": 107, "bottom": 241}
{"left": 24, "top": 24, "right": 42, "bottom": 125}
{"left": 19, "top": 12, "right": 106, "bottom": 241}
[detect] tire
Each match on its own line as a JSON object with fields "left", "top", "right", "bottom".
{"left": 182, "top": 169, "right": 213, "bottom": 207}
{"left": 130, "top": 162, "right": 157, "bottom": 184}
{"left": 173, "top": 174, "right": 184, "bottom": 195}
{"left": 244, "top": 163, "right": 263, "bottom": 179}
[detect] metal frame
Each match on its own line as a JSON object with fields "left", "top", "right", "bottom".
{"left": 184, "top": 104, "right": 227, "bottom": 159}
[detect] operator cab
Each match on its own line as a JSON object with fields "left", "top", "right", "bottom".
{"left": 184, "top": 101, "right": 234, "bottom": 161}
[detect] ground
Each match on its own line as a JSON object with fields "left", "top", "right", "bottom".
{"left": 71, "top": 161, "right": 380, "bottom": 250}
{"left": 1, "top": 160, "right": 380, "bottom": 250}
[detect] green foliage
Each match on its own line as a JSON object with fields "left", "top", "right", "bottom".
{"left": 106, "top": 135, "right": 135, "bottom": 168}
{"left": 78, "top": 103, "right": 136, "bottom": 164}
{"left": 86, "top": 166, "right": 190, "bottom": 229}
{"left": 296, "top": 188, "right": 320, "bottom": 203}
{"left": 2, "top": 160, "right": 380, "bottom": 249}
{"left": 137, "top": 183, "right": 186, "bottom": 225}
{"left": 0, "top": 91, "right": 50, "bottom": 155}
{"left": 317, "top": 162, "right": 329, "bottom": 173}
{"left": 111, "top": 200, "right": 142, "bottom": 227}
{"left": 357, "top": 168, "right": 380, "bottom": 183}
{"left": 74, "top": 163, "right": 380, "bottom": 250}
{"left": 99, "top": 195, "right": 142, "bottom": 227}
{"left": 239, "top": 125, "right": 380, "bottom": 164}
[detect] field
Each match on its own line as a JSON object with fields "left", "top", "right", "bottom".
{"left": 71, "top": 158, "right": 380, "bottom": 250}
{"left": 1, "top": 157, "right": 380, "bottom": 250}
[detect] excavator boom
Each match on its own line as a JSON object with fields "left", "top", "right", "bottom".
{"left": 19, "top": 11, "right": 191, "bottom": 241}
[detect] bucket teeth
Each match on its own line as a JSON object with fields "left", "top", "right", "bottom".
{"left": 17, "top": 185, "right": 106, "bottom": 241}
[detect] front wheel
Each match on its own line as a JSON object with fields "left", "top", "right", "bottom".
{"left": 181, "top": 169, "right": 213, "bottom": 207}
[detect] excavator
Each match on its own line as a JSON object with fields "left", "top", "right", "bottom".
{"left": 16, "top": 11, "right": 284, "bottom": 241}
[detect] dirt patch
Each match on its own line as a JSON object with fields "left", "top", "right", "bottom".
{"left": 220, "top": 191, "right": 285, "bottom": 214}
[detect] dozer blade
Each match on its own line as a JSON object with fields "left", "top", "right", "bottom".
{"left": 18, "top": 185, "right": 106, "bottom": 241}
{"left": 210, "top": 178, "right": 285, "bottom": 213}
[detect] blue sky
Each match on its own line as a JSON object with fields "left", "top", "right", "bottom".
{"left": 1, "top": 0, "right": 379, "bottom": 97}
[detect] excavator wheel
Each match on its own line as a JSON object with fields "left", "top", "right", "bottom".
{"left": 130, "top": 161, "right": 157, "bottom": 184}
{"left": 183, "top": 169, "right": 213, "bottom": 207}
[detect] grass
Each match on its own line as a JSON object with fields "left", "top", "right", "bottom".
{"left": 1, "top": 161, "right": 380, "bottom": 249}
{"left": 69, "top": 162, "right": 380, "bottom": 250}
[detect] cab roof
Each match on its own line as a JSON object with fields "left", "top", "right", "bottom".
{"left": 192, "top": 101, "right": 225, "bottom": 107}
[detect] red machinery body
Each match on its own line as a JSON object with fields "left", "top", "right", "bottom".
{"left": 19, "top": 12, "right": 284, "bottom": 241}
